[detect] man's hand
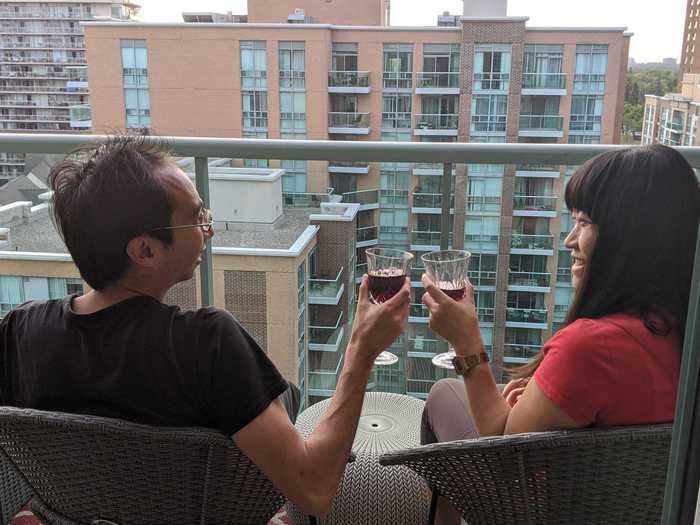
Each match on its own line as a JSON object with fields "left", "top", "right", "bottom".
{"left": 502, "top": 378, "right": 529, "bottom": 408}
{"left": 347, "top": 275, "right": 410, "bottom": 366}
{"left": 421, "top": 274, "right": 482, "bottom": 356}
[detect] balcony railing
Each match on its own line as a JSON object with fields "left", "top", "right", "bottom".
{"left": 382, "top": 71, "right": 412, "bottom": 90}
{"left": 570, "top": 115, "right": 602, "bottom": 133}
{"left": 473, "top": 72, "right": 510, "bottom": 91}
{"left": 416, "top": 72, "right": 459, "bottom": 89}
{"left": 467, "top": 195, "right": 501, "bottom": 212}
{"left": 415, "top": 114, "right": 458, "bottom": 132}
{"left": 1, "top": 136, "right": 696, "bottom": 515}
{"left": 557, "top": 267, "right": 572, "bottom": 283}
{"left": 309, "top": 267, "right": 344, "bottom": 304}
{"left": 468, "top": 270, "right": 497, "bottom": 288}
{"left": 478, "top": 307, "right": 495, "bottom": 323}
{"left": 471, "top": 115, "right": 507, "bottom": 134}
{"left": 309, "top": 311, "right": 345, "bottom": 352}
{"left": 357, "top": 225, "right": 378, "bottom": 243}
{"left": 411, "top": 231, "right": 453, "bottom": 247}
{"left": 409, "top": 337, "right": 448, "bottom": 355}
{"left": 508, "top": 271, "right": 551, "bottom": 288}
{"left": 573, "top": 73, "right": 606, "bottom": 93}
{"left": 511, "top": 233, "right": 554, "bottom": 251}
{"left": 342, "top": 189, "right": 378, "bottom": 207}
{"left": 328, "top": 112, "right": 370, "bottom": 130}
{"left": 379, "top": 189, "right": 409, "bottom": 205}
{"left": 283, "top": 191, "right": 334, "bottom": 208}
{"left": 382, "top": 112, "right": 412, "bottom": 129}
{"left": 522, "top": 72, "right": 567, "bottom": 91}
{"left": 512, "top": 195, "right": 558, "bottom": 212}
{"left": 503, "top": 343, "right": 543, "bottom": 361}
{"left": 328, "top": 71, "right": 370, "bottom": 89}
{"left": 409, "top": 303, "right": 430, "bottom": 319}
{"left": 506, "top": 308, "right": 549, "bottom": 324}
{"left": 519, "top": 115, "right": 564, "bottom": 132}
{"left": 279, "top": 70, "right": 305, "bottom": 89}
{"left": 412, "top": 193, "right": 455, "bottom": 209}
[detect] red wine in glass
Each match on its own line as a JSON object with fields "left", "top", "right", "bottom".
{"left": 439, "top": 281, "right": 466, "bottom": 301}
{"left": 368, "top": 269, "right": 405, "bottom": 304}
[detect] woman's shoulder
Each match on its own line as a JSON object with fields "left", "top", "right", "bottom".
{"left": 546, "top": 314, "right": 647, "bottom": 353}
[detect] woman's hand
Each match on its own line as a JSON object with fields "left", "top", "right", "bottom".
{"left": 421, "top": 274, "right": 483, "bottom": 357}
{"left": 502, "top": 378, "right": 529, "bottom": 407}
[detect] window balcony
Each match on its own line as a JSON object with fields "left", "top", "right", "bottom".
{"left": 409, "top": 337, "right": 448, "bottom": 356}
{"left": 519, "top": 115, "right": 564, "bottom": 138}
{"left": 471, "top": 115, "right": 506, "bottom": 135}
{"left": 415, "top": 72, "right": 460, "bottom": 94}
{"left": 341, "top": 189, "right": 378, "bottom": 210}
{"left": 356, "top": 225, "right": 378, "bottom": 248}
{"left": 382, "top": 71, "right": 412, "bottom": 90}
{"left": 381, "top": 112, "right": 412, "bottom": 130}
{"left": 309, "top": 311, "right": 345, "bottom": 352}
{"left": 503, "top": 343, "right": 542, "bottom": 363}
{"left": 409, "top": 303, "right": 430, "bottom": 323}
{"left": 510, "top": 234, "right": 554, "bottom": 255}
{"left": 465, "top": 233, "right": 500, "bottom": 253}
{"left": 506, "top": 307, "right": 549, "bottom": 327}
{"left": 328, "top": 112, "right": 370, "bottom": 135}
{"left": 240, "top": 70, "right": 267, "bottom": 90}
{"left": 473, "top": 72, "right": 510, "bottom": 92}
{"left": 557, "top": 267, "right": 572, "bottom": 284}
{"left": 328, "top": 161, "right": 369, "bottom": 174}
{"left": 412, "top": 193, "right": 454, "bottom": 213}
{"left": 521, "top": 73, "right": 567, "bottom": 95}
{"left": 414, "top": 114, "right": 458, "bottom": 136}
{"left": 355, "top": 262, "right": 368, "bottom": 283}
{"left": 69, "top": 104, "right": 90, "bottom": 128}
{"left": 308, "top": 267, "right": 345, "bottom": 305}
{"left": 279, "top": 70, "right": 305, "bottom": 90}
{"left": 508, "top": 271, "right": 551, "bottom": 291}
{"left": 553, "top": 304, "right": 569, "bottom": 322}
{"left": 478, "top": 307, "right": 495, "bottom": 324}
{"left": 569, "top": 115, "right": 602, "bottom": 134}
{"left": 379, "top": 189, "right": 409, "bottom": 206}
{"left": 466, "top": 195, "right": 501, "bottom": 213}
{"left": 512, "top": 195, "right": 558, "bottom": 217}
{"left": 573, "top": 73, "right": 606, "bottom": 93}
{"left": 468, "top": 270, "right": 497, "bottom": 288}
{"left": 411, "top": 231, "right": 453, "bottom": 251}
{"left": 413, "top": 163, "right": 449, "bottom": 176}
{"left": 282, "top": 191, "right": 334, "bottom": 208}
{"left": 328, "top": 71, "right": 371, "bottom": 94}
{"left": 515, "top": 164, "right": 560, "bottom": 179}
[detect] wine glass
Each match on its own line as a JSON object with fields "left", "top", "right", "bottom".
{"left": 365, "top": 247, "right": 413, "bottom": 366}
{"left": 421, "top": 250, "right": 471, "bottom": 369}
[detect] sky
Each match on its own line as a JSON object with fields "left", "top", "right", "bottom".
{"left": 136, "top": 0, "right": 687, "bottom": 63}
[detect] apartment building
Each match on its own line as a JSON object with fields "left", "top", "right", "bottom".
{"left": 0, "top": 0, "right": 139, "bottom": 185}
{"left": 76, "top": 0, "right": 629, "bottom": 396}
{"left": 641, "top": 76, "right": 700, "bottom": 147}
{"left": 681, "top": 0, "right": 700, "bottom": 80}
{"left": 0, "top": 161, "right": 364, "bottom": 408}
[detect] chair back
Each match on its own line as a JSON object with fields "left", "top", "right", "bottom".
{"left": 0, "top": 407, "right": 285, "bottom": 525}
{"left": 380, "top": 424, "right": 672, "bottom": 525}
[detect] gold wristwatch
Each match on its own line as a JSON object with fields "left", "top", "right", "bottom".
{"left": 452, "top": 352, "right": 490, "bottom": 376}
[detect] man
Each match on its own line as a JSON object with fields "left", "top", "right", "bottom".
{"left": 0, "top": 136, "right": 410, "bottom": 516}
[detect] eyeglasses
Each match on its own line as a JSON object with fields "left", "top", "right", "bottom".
{"left": 145, "top": 208, "right": 214, "bottom": 234}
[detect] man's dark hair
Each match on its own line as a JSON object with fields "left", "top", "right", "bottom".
{"left": 49, "top": 135, "right": 175, "bottom": 290}
{"left": 512, "top": 144, "right": 700, "bottom": 379}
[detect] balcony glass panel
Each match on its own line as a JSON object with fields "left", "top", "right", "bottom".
{"left": 282, "top": 191, "right": 333, "bottom": 208}
{"left": 509, "top": 271, "right": 551, "bottom": 288}
{"left": 309, "top": 312, "right": 344, "bottom": 348}
{"left": 382, "top": 112, "right": 412, "bottom": 129}
{"left": 411, "top": 231, "right": 453, "bottom": 246}
{"left": 557, "top": 267, "right": 572, "bottom": 283}
{"left": 328, "top": 112, "right": 370, "bottom": 128}
{"left": 413, "top": 193, "right": 454, "bottom": 208}
{"left": 410, "top": 303, "right": 430, "bottom": 318}
{"left": 416, "top": 72, "right": 459, "bottom": 88}
{"left": 522, "top": 72, "right": 567, "bottom": 90}
{"left": 519, "top": 115, "right": 564, "bottom": 131}
{"left": 504, "top": 343, "right": 542, "bottom": 361}
{"left": 382, "top": 72, "right": 412, "bottom": 89}
{"left": 357, "top": 225, "right": 378, "bottom": 243}
{"left": 512, "top": 195, "right": 557, "bottom": 211}
{"left": 511, "top": 234, "right": 554, "bottom": 250}
{"left": 308, "top": 267, "right": 344, "bottom": 300}
{"left": 342, "top": 189, "right": 378, "bottom": 206}
{"left": 328, "top": 71, "right": 370, "bottom": 88}
{"left": 506, "top": 308, "right": 549, "bottom": 324}
{"left": 415, "top": 113, "right": 458, "bottom": 131}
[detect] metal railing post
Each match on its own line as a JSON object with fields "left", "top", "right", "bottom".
{"left": 662, "top": 222, "right": 700, "bottom": 524}
{"left": 440, "top": 161, "right": 452, "bottom": 250}
{"left": 194, "top": 156, "right": 214, "bottom": 307}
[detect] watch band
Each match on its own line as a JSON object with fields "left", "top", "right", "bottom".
{"left": 452, "top": 352, "right": 490, "bottom": 376}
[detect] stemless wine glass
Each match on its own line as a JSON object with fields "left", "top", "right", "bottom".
{"left": 421, "top": 250, "right": 471, "bottom": 370}
{"left": 365, "top": 247, "right": 413, "bottom": 366}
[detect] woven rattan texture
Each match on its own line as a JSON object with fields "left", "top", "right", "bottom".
{"left": 288, "top": 392, "right": 431, "bottom": 525}
{"left": 0, "top": 407, "right": 285, "bottom": 525}
{"left": 380, "top": 424, "right": 672, "bottom": 525}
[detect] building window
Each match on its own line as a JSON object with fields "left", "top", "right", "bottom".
{"left": 383, "top": 43, "right": 413, "bottom": 89}
{"left": 471, "top": 95, "right": 507, "bottom": 135}
{"left": 242, "top": 131, "right": 268, "bottom": 168}
{"left": 382, "top": 93, "right": 412, "bottom": 129}
{"left": 280, "top": 92, "right": 305, "bottom": 132}
{"left": 574, "top": 44, "right": 608, "bottom": 93}
{"left": 421, "top": 43, "right": 460, "bottom": 88}
{"left": 240, "top": 40, "right": 267, "bottom": 90}
{"left": 331, "top": 42, "right": 358, "bottom": 71}
{"left": 522, "top": 44, "right": 564, "bottom": 89}
{"left": 242, "top": 91, "right": 268, "bottom": 130}
{"left": 569, "top": 95, "right": 603, "bottom": 134}
{"left": 474, "top": 44, "right": 511, "bottom": 92}
{"left": 379, "top": 163, "right": 410, "bottom": 206}
{"left": 297, "top": 259, "right": 306, "bottom": 404}
{"left": 465, "top": 216, "right": 500, "bottom": 253}
{"left": 0, "top": 276, "right": 83, "bottom": 318}
{"left": 279, "top": 41, "right": 305, "bottom": 90}
{"left": 121, "top": 39, "right": 150, "bottom": 128}
{"left": 281, "top": 159, "right": 307, "bottom": 193}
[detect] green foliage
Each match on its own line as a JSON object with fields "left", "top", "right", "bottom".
{"left": 625, "top": 69, "right": 678, "bottom": 105}
{"left": 623, "top": 102, "right": 644, "bottom": 133}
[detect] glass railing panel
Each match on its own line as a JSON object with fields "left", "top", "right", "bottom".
{"left": 508, "top": 271, "right": 551, "bottom": 288}
{"left": 473, "top": 72, "right": 510, "bottom": 91}
{"left": 342, "top": 189, "right": 378, "bottom": 205}
{"left": 328, "top": 71, "right": 370, "bottom": 88}
{"left": 282, "top": 191, "right": 333, "bottom": 208}
{"left": 416, "top": 72, "right": 459, "bottom": 88}
{"left": 410, "top": 303, "right": 430, "bottom": 318}
{"left": 411, "top": 231, "right": 453, "bottom": 246}
{"left": 328, "top": 112, "right": 370, "bottom": 128}
{"left": 415, "top": 113, "right": 458, "bottom": 130}
{"left": 382, "top": 71, "right": 413, "bottom": 89}
{"left": 308, "top": 267, "right": 344, "bottom": 299}
{"left": 512, "top": 195, "right": 558, "bottom": 211}
{"left": 506, "top": 308, "right": 549, "bottom": 323}
{"left": 413, "top": 193, "right": 455, "bottom": 208}
{"left": 519, "top": 115, "right": 564, "bottom": 131}
{"left": 381, "top": 112, "right": 412, "bottom": 129}
{"left": 521, "top": 72, "right": 567, "bottom": 90}
{"left": 503, "top": 343, "right": 542, "bottom": 360}
{"left": 466, "top": 195, "right": 501, "bottom": 212}
{"left": 357, "top": 225, "right": 378, "bottom": 243}
{"left": 557, "top": 267, "right": 572, "bottom": 283}
{"left": 511, "top": 234, "right": 554, "bottom": 250}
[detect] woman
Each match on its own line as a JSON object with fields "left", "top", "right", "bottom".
{"left": 420, "top": 144, "right": 700, "bottom": 525}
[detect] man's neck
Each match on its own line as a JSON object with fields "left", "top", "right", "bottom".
{"left": 71, "top": 284, "right": 163, "bottom": 315}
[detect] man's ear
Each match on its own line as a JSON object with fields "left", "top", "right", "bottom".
{"left": 125, "top": 235, "right": 160, "bottom": 269}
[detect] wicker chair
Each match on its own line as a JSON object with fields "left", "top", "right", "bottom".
{"left": 0, "top": 406, "right": 286, "bottom": 525}
{"left": 379, "top": 424, "right": 673, "bottom": 525}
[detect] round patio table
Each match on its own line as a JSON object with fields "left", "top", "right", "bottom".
{"left": 287, "top": 392, "right": 431, "bottom": 525}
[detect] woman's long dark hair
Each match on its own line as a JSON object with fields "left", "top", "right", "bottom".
{"left": 511, "top": 144, "right": 700, "bottom": 379}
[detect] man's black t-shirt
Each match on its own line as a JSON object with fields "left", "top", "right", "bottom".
{"left": 0, "top": 295, "right": 288, "bottom": 435}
